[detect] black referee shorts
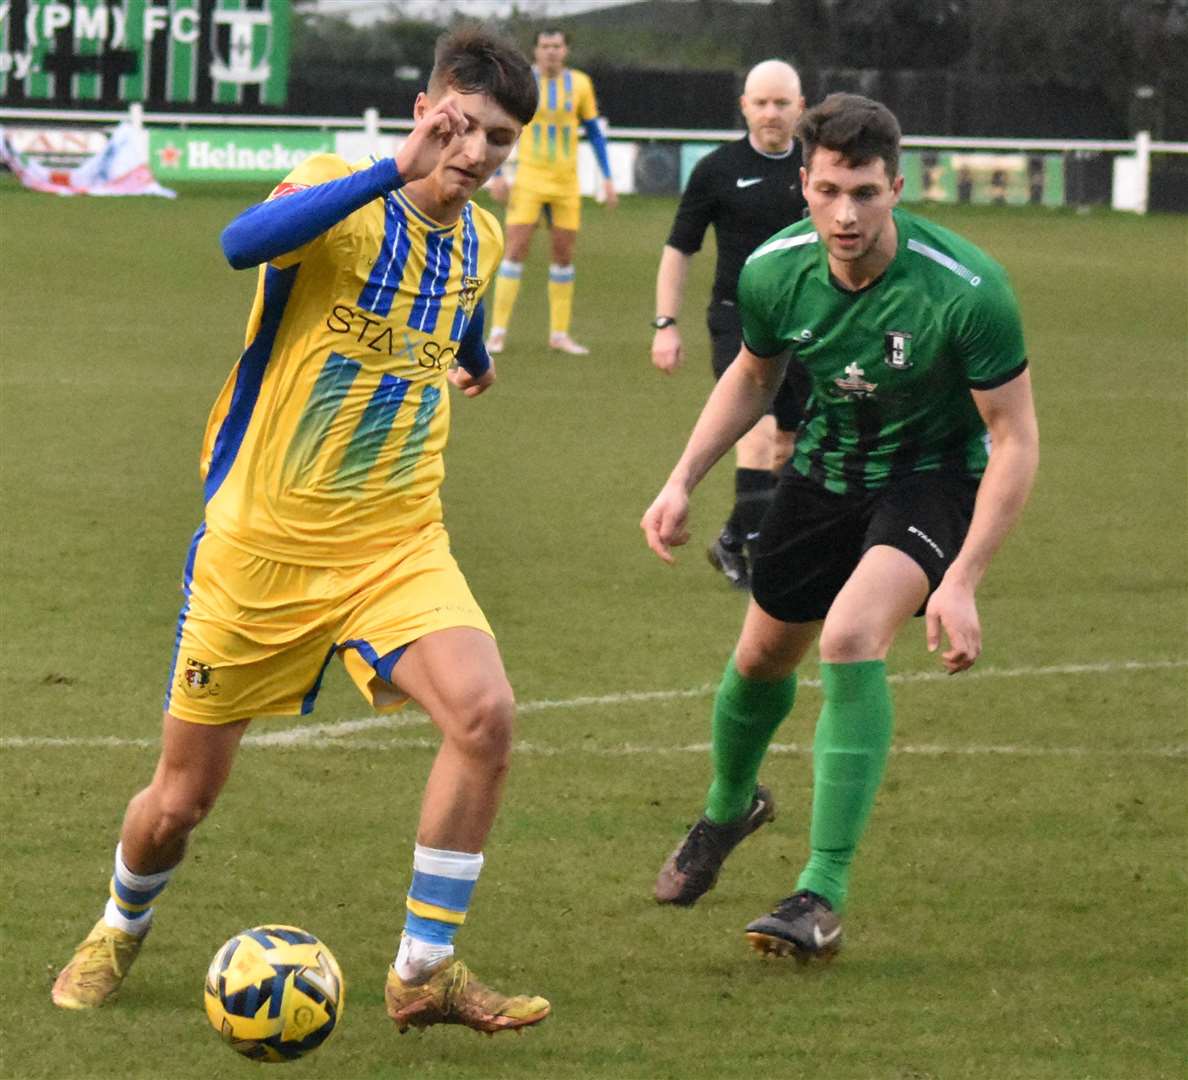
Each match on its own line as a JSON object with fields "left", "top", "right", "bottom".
{"left": 751, "top": 469, "right": 980, "bottom": 624}
{"left": 706, "top": 299, "right": 810, "bottom": 434}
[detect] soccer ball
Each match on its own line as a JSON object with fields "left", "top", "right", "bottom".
{"left": 204, "top": 925, "right": 345, "bottom": 1063}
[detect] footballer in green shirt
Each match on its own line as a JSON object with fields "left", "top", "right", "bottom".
{"left": 642, "top": 93, "right": 1039, "bottom": 962}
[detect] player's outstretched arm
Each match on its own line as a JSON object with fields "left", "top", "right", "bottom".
{"left": 221, "top": 158, "right": 403, "bottom": 269}
{"left": 220, "top": 97, "right": 467, "bottom": 271}
{"left": 926, "top": 368, "right": 1039, "bottom": 672}
{"left": 641, "top": 347, "right": 787, "bottom": 564}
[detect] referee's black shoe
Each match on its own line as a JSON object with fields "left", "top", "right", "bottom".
{"left": 654, "top": 785, "right": 775, "bottom": 906}
{"left": 745, "top": 890, "right": 843, "bottom": 963}
{"left": 707, "top": 531, "right": 749, "bottom": 590}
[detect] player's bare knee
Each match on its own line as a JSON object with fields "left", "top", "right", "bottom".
{"left": 445, "top": 687, "right": 515, "bottom": 766}
{"left": 734, "top": 641, "right": 796, "bottom": 682}
{"left": 818, "top": 623, "right": 888, "bottom": 664}
{"left": 149, "top": 777, "right": 222, "bottom": 841}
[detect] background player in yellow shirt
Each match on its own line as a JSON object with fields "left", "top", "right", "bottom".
{"left": 52, "top": 28, "right": 553, "bottom": 1037}
{"left": 487, "top": 28, "right": 617, "bottom": 356}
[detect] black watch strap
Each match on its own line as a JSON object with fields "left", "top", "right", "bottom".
{"left": 651, "top": 316, "right": 677, "bottom": 329}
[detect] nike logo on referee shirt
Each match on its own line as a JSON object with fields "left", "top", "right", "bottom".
{"left": 736, "top": 177, "right": 763, "bottom": 188}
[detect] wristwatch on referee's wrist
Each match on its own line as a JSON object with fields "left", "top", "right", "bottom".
{"left": 651, "top": 315, "right": 677, "bottom": 329}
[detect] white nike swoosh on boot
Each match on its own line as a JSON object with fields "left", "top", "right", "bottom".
{"left": 812, "top": 923, "right": 842, "bottom": 948}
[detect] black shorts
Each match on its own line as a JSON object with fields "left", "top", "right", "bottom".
{"left": 750, "top": 470, "right": 980, "bottom": 624}
{"left": 706, "top": 299, "right": 810, "bottom": 433}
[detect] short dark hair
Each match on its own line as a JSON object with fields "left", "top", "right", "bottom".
{"left": 796, "top": 93, "right": 902, "bottom": 179}
{"left": 535, "top": 28, "right": 568, "bottom": 45}
{"left": 428, "top": 27, "right": 538, "bottom": 126}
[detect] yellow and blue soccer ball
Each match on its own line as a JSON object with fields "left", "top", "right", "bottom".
{"left": 204, "top": 925, "right": 345, "bottom": 1064}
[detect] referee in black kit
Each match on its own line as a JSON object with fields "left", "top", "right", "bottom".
{"left": 650, "top": 60, "right": 811, "bottom": 590}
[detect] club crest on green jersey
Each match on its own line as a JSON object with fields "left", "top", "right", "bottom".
{"left": 832, "top": 361, "right": 878, "bottom": 400}
{"left": 884, "top": 330, "right": 913, "bottom": 369}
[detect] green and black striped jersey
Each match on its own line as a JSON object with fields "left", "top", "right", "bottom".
{"left": 740, "top": 207, "right": 1027, "bottom": 494}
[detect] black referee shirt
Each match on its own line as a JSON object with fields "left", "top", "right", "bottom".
{"left": 666, "top": 137, "right": 808, "bottom": 305}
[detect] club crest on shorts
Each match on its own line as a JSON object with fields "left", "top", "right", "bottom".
{"left": 884, "top": 329, "right": 913, "bottom": 369}
{"left": 180, "top": 658, "right": 220, "bottom": 698}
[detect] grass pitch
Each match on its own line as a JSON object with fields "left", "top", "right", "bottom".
{"left": 1, "top": 178, "right": 1185, "bottom": 1080}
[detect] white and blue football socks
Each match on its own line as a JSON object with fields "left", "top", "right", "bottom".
{"left": 103, "top": 843, "right": 174, "bottom": 936}
{"left": 395, "top": 844, "right": 483, "bottom": 982}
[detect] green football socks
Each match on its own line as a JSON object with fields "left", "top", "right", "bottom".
{"left": 705, "top": 657, "right": 797, "bottom": 824}
{"left": 797, "top": 660, "right": 894, "bottom": 912}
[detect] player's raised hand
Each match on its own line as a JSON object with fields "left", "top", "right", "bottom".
{"left": 925, "top": 576, "right": 981, "bottom": 674}
{"left": 396, "top": 95, "right": 468, "bottom": 183}
{"left": 641, "top": 483, "right": 691, "bottom": 565}
{"left": 651, "top": 325, "right": 683, "bottom": 373}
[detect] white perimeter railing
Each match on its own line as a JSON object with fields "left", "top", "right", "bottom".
{"left": 2, "top": 103, "right": 1185, "bottom": 213}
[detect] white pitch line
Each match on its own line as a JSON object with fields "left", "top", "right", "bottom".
{"left": 247, "top": 657, "right": 1188, "bottom": 748}
{"left": 225, "top": 737, "right": 1188, "bottom": 759}
{"left": 1, "top": 658, "right": 1184, "bottom": 753}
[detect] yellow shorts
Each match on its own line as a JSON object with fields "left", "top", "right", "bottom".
{"left": 164, "top": 523, "right": 492, "bottom": 725}
{"left": 506, "top": 182, "right": 581, "bottom": 231}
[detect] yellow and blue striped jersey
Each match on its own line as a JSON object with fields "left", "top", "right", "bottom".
{"left": 515, "top": 66, "right": 599, "bottom": 196}
{"left": 201, "top": 153, "right": 502, "bottom": 566}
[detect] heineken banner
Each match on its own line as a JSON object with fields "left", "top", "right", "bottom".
{"left": 149, "top": 127, "right": 332, "bottom": 181}
{"left": 0, "top": 1, "right": 290, "bottom": 108}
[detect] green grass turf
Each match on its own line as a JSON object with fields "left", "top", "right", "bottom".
{"left": 1, "top": 176, "right": 1185, "bottom": 1079}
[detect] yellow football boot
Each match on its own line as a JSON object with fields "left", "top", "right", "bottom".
{"left": 52, "top": 919, "right": 146, "bottom": 1009}
{"left": 385, "top": 959, "right": 549, "bottom": 1034}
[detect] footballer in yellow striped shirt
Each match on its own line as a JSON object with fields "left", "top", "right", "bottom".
{"left": 53, "top": 28, "right": 554, "bottom": 1037}
{"left": 487, "top": 29, "right": 617, "bottom": 356}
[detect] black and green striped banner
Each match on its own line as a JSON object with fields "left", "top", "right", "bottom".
{"left": 0, "top": 0, "right": 289, "bottom": 107}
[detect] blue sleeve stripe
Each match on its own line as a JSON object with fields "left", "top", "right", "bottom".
{"left": 204, "top": 264, "right": 299, "bottom": 503}
{"left": 221, "top": 158, "right": 400, "bottom": 269}
{"left": 409, "top": 870, "right": 478, "bottom": 910}
{"left": 456, "top": 300, "right": 490, "bottom": 378}
{"left": 358, "top": 197, "right": 412, "bottom": 316}
{"left": 582, "top": 118, "right": 611, "bottom": 178}
{"left": 449, "top": 205, "right": 478, "bottom": 341}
